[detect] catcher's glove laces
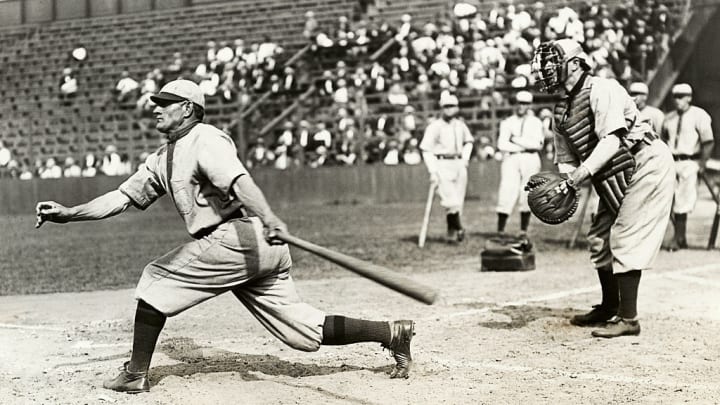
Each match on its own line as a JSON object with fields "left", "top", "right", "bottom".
{"left": 525, "top": 171, "right": 580, "bottom": 224}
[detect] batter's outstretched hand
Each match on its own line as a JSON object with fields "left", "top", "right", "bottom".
{"left": 264, "top": 216, "right": 289, "bottom": 245}
{"left": 35, "top": 201, "right": 72, "bottom": 228}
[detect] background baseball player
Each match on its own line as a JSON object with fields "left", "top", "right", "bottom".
{"left": 661, "top": 83, "right": 715, "bottom": 250}
{"left": 629, "top": 81, "right": 664, "bottom": 135}
{"left": 495, "top": 90, "right": 544, "bottom": 235}
{"left": 532, "top": 39, "right": 675, "bottom": 338}
{"left": 35, "top": 80, "right": 415, "bottom": 393}
{"left": 419, "top": 93, "right": 474, "bottom": 242}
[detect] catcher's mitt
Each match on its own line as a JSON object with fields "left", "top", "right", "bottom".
{"left": 525, "top": 171, "right": 579, "bottom": 224}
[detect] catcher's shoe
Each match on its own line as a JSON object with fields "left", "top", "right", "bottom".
{"left": 570, "top": 305, "right": 617, "bottom": 327}
{"left": 591, "top": 316, "right": 640, "bottom": 338}
{"left": 103, "top": 362, "right": 149, "bottom": 394}
{"left": 384, "top": 320, "right": 415, "bottom": 379}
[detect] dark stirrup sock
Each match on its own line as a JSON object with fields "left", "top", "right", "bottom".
{"left": 497, "top": 213, "right": 508, "bottom": 232}
{"left": 617, "top": 270, "right": 642, "bottom": 319}
{"left": 597, "top": 266, "right": 619, "bottom": 310}
{"left": 520, "top": 211, "right": 531, "bottom": 232}
{"left": 128, "top": 300, "right": 167, "bottom": 373}
{"left": 321, "top": 315, "right": 391, "bottom": 346}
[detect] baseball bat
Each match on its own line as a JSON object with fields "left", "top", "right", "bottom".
{"left": 418, "top": 183, "right": 437, "bottom": 248}
{"left": 276, "top": 233, "right": 438, "bottom": 305}
{"left": 700, "top": 172, "right": 719, "bottom": 249}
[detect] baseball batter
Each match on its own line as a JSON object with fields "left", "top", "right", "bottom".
{"left": 661, "top": 83, "right": 714, "bottom": 249}
{"left": 35, "top": 80, "right": 415, "bottom": 393}
{"left": 419, "top": 93, "right": 474, "bottom": 242}
{"left": 532, "top": 39, "right": 675, "bottom": 338}
{"left": 495, "top": 90, "right": 544, "bottom": 234}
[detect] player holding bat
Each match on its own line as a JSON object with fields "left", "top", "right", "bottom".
{"left": 35, "top": 80, "right": 415, "bottom": 394}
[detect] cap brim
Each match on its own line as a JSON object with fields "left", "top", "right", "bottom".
{"left": 150, "top": 92, "right": 186, "bottom": 105}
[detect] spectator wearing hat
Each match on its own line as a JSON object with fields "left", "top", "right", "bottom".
{"left": 628, "top": 82, "right": 664, "bottom": 134}
{"left": 495, "top": 90, "right": 544, "bottom": 235}
{"left": 419, "top": 93, "right": 474, "bottom": 243}
{"left": 661, "top": 83, "right": 715, "bottom": 250}
{"left": 59, "top": 67, "right": 78, "bottom": 106}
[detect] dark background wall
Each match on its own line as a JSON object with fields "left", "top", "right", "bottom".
{"left": 0, "top": 162, "right": 505, "bottom": 215}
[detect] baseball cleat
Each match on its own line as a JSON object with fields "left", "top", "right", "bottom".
{"left": 591, "top": 316, "right": 641, "bottom": 338}
{"left": 103, "top": 362, "right": 150, "bottom": 394}
{"left": 456, "top": 228, "right": 466, "bottom": 242}
{"left": 384, "top": 320, "right": 415, "bottom": 379}
{"left": 570, "top": 304, "right": 617, "bottom": 326}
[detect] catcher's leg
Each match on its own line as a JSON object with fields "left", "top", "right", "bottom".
{"left": 104, "top": 300, "right": 166, "bottom": 393}
{"left": 322, "top": 316, "right": 415, "bottom": 379}
{"left": 570, "top": 265, "right": 619, "bottom": 326}
{"left": 592, "top": 270, "right": 641, "bottom": 338}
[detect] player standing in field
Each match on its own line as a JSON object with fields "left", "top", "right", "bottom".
{"left": 532, "top": 39, "right": 675, "bottom": 338}
{"left": 628, "top": 82, "right": 664, "bottom": 135}
{"left": 495, "top": 90, "right": 544, "bottom": 235}
{"left": 419, "top": 93, "right": 474, "bottom": 243}
{"left": 35, "top": 80, "right": 415, "bottom": 393}
{"left": 661, "top": 83, "right": 714, "bottom": 250}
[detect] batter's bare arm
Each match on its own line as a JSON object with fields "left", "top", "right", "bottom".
{"left": 36, "top": 190, "right": 133, "bottom": 228}
{"left": 230, "top": 174, "right": 288, "bottom": 240}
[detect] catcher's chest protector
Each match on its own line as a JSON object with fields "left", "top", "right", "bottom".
{"left": 553, "top": 85, "right": 636, "bottom": 216}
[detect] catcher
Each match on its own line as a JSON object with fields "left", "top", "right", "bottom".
{"left": 529, "top": 39, "right": 675, "bottom": 338}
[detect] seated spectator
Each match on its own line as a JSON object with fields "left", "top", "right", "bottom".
{"left": 387, "top": 83, "right": 409, "bottom": 106}
{"left": 383, "top": 139, "right": 401, "bottom": 165}
{"left": 303, "top": 11, "right": 319, "bottom": 40}
{"left": 81, "top": 153, "right": 98, "bottom": 177}
{"left": 70, "top": 45, "right": 87, "bottom": 63}
{"left": 308, "top": 145, "right": 329, "bottom": 168}
{"left": 136, "top": 72, "right": 158, "bottom": 114}
{"left": 19, "top": 158, "right": 33, "bottom": 180}
{"left": 115, "top": 70, "right": 139, "bottom": 105}
{"left": 101, "top": 145, "right": 123, "bottom": 176}
{"left": 246, "top": 138, "right": 270, "bottom": 169}
{"left": 402, "top": 138, "right": 422, "bottom": 165}
{"left": 334, "top": 79, "right": 349, "bottom": 104}
{"left": 258, "top": 35, "right": 278, "bottom": 63}
{"left": 311, "top": 123, "right": 333, "bottom": 151}
{"left": 63, "top": 157, "right": 82, "bottom": 178}
{"left": 0, "top": 140, "right": 11, "bottom": 177}
{"left": 216, "top": 41, "right": 235, "bottom": 66}
{"left": 165, "top": 52, "right": 185, "bottom": 80}
{"left": 40, "top": 158, "right": 62, "bottom": 179}
{"left": 59, "top": 67, "right": 78, "bottom": 105}
{"left": 273, "top": 145, "right": 290, "bottom": 170}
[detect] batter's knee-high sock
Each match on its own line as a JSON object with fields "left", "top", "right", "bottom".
{"left": 617, "top": 270, "right": 641, "bottom": 319}
{"left": 597, "top": 266, "right": 619, "bottom": 310}
{"left": 128, "top": 300, "right": 166, "bottom": 373}
{"left": 497, "top": 213, "right": 508, "bottom": 233}
{"left": 520, "top": 211, "right": 531, "bottom": 232}
{"left": 321, "top": 315, "right": 391, "bottom": 346}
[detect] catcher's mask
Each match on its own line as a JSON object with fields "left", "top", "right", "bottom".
{"left": 531, "top": 39, "right": 590, "bottom": 93}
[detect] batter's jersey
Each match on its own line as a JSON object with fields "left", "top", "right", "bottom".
{"left": 119, "top": 123, "right": 248, "bottom": 237}
{"left": 554, "top": 76, "right": 653, "bottom": 166}
{"left": 497, "top": 113, "right": 544, "bottom": 153}
{"left": 639, "top": 105, "right": 665, "bottom": 135}
{"left": 661, "top": 106, "right": 713, "bottom": 156}
{"left": 419, "top": 117, "right": 474, "bottom": 156}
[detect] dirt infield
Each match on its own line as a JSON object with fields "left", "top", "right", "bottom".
{"left": 2, "top": 199, "right": 720, "bottom": 404}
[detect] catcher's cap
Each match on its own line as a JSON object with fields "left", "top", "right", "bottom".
{"left": 439, "top": 93, "right": 459, "bottom": 107}
{"left": 516, "top": 90, "right": 533, "bottom": 103}
{"left": 629, "top": 82, "right": 649, "bottom": 95}
{"left": 151, "top": 79, "right": 205, "bottom": 109}
{"left": 671, "top": 83, "right": 692, "bottom": 96}
{"left": 553, "top": 39, "right": 590, "bottom": 65}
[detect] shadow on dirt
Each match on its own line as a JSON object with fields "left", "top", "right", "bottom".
{"left": 149, "top": 337, "right": 387, "bottom": 386}
{"left": 472, "top": 304, "right": 579, "bottom": 330}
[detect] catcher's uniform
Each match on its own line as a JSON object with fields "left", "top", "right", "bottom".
{"left": 661, "top": 105, "right": 713, "bottom": 214}
{"left": 496, "top": 111, "right": 544, "bottom": 215}
{"left": 119, "top": 123, "right": 325, "bottom": 351}
{"left": 554, "top": 76, "right": 675, "bottom": 273}
{"left": 420, "top": 117, "right": 474, "bottom": 213}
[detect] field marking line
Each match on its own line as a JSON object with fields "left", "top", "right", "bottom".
{"left": 0, "top": 323, "right": 65, "bottom": 331}
{"left": 435, "top": 358, "right": 716, "bottom": 391}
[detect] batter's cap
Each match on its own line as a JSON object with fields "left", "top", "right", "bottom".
{"left": 671, "top": 83, "right": 692, "bottom": 96}
{"left": 629, "top": 82, "right": 649, "bottom": 95}
{"left": 151, "top": 79, "right": 205, "bottom": 109}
